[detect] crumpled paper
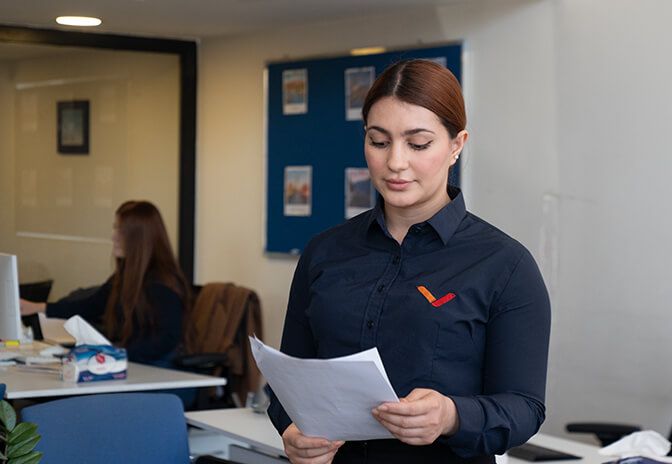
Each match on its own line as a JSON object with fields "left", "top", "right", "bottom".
{"left": 599, "top": 431, "right": 672, "bottom": 463}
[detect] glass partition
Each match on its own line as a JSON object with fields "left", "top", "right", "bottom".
{"left": 0, "top": 41, "right": 183, "bottom": 299}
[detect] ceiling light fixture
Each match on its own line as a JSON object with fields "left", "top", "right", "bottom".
{"left": 56, "top": 16, "right": 102, "bottom": 27}
{"left": 350, "top": 46, "right": 386, "bottom": 56}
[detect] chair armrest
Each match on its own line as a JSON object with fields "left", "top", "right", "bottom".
{"left": 566, "top": 422, "right": 642, "bottom": 446}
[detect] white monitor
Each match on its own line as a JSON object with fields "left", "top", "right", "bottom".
{"left": 0, "top": 253, "right": 22, "bottom": 341}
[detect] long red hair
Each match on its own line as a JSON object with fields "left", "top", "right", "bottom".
{"left": 104, "top": 200, "right": 190, "bottom": 345}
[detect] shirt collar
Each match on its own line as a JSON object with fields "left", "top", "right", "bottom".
{"left": 366, "top": 186, "right": 466, "bottom": 245}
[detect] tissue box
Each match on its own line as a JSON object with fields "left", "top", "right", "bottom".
{"left": 62, "top": 344, "right": 127, "bottom": 383}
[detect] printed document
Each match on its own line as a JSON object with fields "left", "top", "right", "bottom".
{"left": 250, "top": 336, "right": 399, "bottom": 441}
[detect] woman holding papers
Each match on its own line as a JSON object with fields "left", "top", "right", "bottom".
{"left": 268, "top": 59, "right": 551, "bottom": 464}
{"left": 20, "top": 200, "right": 190, "bottom": 367}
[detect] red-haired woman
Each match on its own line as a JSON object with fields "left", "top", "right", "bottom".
{"left": 21, "top": 200, "right": 190, "bottom": 367}
{"left": 268, "top": 60, "right": 551, "bottom": 464}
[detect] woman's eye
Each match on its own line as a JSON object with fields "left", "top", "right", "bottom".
{"left": 369, "top": 138, "right": 389, "bottom": 148}
{"left": 409, "top": 141, "right": 432, "bottom": 151}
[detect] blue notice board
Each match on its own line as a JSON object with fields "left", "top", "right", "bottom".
{"left": 266, "top": 43, "right": 462, "bottom": 254}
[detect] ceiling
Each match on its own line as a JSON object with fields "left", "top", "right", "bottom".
{"left": 0, "top": 0, "right": 466, "bottom": 40}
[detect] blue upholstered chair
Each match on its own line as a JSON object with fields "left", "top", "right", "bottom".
{"left": 21, "top": 393, "right": 190, "bottom": 464}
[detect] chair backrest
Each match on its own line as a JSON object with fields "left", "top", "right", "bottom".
{"left": 21, "top": 393, "right": 190, "bottom": 464}
{"left": 19, "top": 280, "right": 54, "bottom": 340}
{"left": 19, "top": 279, "right": 54, "bottom": 302}
{"left": 184, "top": 282, "right": 263, "bottom": 404}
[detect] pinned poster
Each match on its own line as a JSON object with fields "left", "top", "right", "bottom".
{"left": 283, "top": 69, "right": 308, "bottom": 115}
{"left": 428, "top": 56, "right": 447, "bottom": 67}
{"left": 345, "top": 168, "right": 375, "bottom": 219}
{"left": 284, "top": 166, "right": 312, "bottom": 217}
{"left": 345, "top": 67, "right": 375, "bottom": 121}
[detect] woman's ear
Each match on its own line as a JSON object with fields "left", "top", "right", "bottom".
{"left": 449, "top": 130, "right": 469, "bottom": 166}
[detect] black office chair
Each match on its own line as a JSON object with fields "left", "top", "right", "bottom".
{"left": 19, "top": 279, "right": 54, "bottom": 340}
{"left": 566, "top": 422, "right": 642, "bottom": 446}
{"left": 19, "top": 279, "right": 54, "bottom": 302}
{"left": 566, "top": 421, "right": 671, "bottom": 454}
{"left": 173, "top": 283, "right": 263, "bottom": 411}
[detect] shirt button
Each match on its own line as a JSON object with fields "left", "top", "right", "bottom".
{"left": 392, "top": 256, "right": 400, "bottom": 265}
{"left": 367, "top": 320, "right": 374, "bottom": 329}
{"left": 377, "top": 284, "right": 385, "bottom": 292}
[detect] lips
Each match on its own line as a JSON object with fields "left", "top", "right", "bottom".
{"left": 385, "top": 179, "right": 412, "bottom": 191}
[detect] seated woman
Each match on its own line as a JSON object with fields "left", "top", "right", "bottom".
{"left": 20, "top": 200, "right": 191, "bottom": 368}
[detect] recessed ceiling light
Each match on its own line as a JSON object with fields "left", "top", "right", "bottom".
{"left": 350, "top": 46, "right": 386, "bottom": 56}
{"left": 55, "top": 16, "right": 102, "bottom": 27}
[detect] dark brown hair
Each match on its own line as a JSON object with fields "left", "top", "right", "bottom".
{"left": 362, "top": 59, "right": 466, "bottom": 138}
{"left": 104, "top": 200, "right": 190, "bottom": 345}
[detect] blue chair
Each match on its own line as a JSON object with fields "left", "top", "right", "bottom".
{"left": 0, "top": 383, "right": 5, "bottom": 399}
{"left": 21, "top": 393, "right": 190, "bottom": 464}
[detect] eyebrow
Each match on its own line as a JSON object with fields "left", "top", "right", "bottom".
{"left": 366, "top": 125, "right": 435, "bottom": 136}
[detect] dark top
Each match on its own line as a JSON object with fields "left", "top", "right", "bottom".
{"left": 268, "top": 187, "right": 551, "bottom": 462}
{"left": 46, "top": 278, "right": 184, "bottom": 365}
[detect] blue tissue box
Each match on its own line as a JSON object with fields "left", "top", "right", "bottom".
{"left": 62, "top": 344, "right": 128, "bottom": 383}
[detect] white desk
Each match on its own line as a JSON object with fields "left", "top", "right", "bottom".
{"left": 514, "top": 434, "right": 604, "bottom": 464}
{"left": 1, "top": 361, "right": 227, "bottom": 400}
{"left": 186, "top": 408, "right": 605, "bottom": 464}
{"left": 186, "top": 407, "right": 286, "bottom": 461}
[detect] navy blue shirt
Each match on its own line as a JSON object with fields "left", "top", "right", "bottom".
{"left": 47, "top": 278, "right": 184, "bottom": 365}
{"left": 268, "top": 187, "right": 551, "bottom": 460}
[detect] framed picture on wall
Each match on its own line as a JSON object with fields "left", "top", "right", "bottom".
{"left": 57, "top": 100, "right": 90, "bottom": 155}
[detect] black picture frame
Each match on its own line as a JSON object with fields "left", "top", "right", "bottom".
{"left": 57, "top": 100, "right": 90, "bottom": 155}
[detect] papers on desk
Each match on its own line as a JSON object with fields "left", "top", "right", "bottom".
{"left": 0, "top": 340, "right": 66, "bottom": 366}
{"left": 249, "top": 336, "right": 399, "bottom": 441}
{"left": 38, "top": 313, "right": 75, "bottom": 345}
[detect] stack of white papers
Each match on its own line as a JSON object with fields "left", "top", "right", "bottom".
{"left": 250, "top": 336, "right": 399, "bottom": 441}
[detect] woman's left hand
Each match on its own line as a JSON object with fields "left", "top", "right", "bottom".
{"left": 372, "top": 388, "right": 459, "bottom": 445}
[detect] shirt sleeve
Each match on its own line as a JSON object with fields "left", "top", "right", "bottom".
{"left": 45, "top": 278, "right": 112, "bottom": 327}
{"left": 125, "top": 283, "right": 184, "bottom": 363}
{"left": 439, "top": 249, "right": 551, "bottom": 457}
{"left": 267, "top": 244, "right": 318, "bottom": 436}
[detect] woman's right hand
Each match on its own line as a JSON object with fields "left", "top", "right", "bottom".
{"left": 19, "top": 299, "right": 46, "bottom": 316}
{"left": 281, "top": 423, "right": 344, "bottom": 464}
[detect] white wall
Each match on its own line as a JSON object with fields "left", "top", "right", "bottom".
{"left": 197, "top": 0, "right": 672, "bottom": 440}
{"left": 548, "top": 0, "right": 672, "bottom": 437}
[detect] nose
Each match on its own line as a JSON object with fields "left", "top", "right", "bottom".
{"left": 386, "top": 142, "right": 409, "bottom": 173}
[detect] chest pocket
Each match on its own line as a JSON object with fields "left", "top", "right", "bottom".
{"left": 430, "top": 291, "right": 485, "bottom": 392}
{"left": 379, "top": 283, "right": 485, "bottom": 395}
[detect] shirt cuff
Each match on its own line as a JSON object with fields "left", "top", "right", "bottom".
{"left": 267, "top": 400, "right": 292, "bottom": 436}
{"left": 45, "top": 302, "right": 56, "bottom": 318}
{"left": 436, "top": 395, "right": 485, "bottom": 455}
